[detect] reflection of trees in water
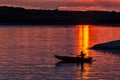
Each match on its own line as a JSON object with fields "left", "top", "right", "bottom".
{"left": 55, "top": 61, "right": 92, "bottom": 80}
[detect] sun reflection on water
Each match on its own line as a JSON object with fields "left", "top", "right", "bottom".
{"left": 76, "top": 25, "right": 91, "bottom": 80}
{"left": 76, "top": 25, "right": 89, "bottom": 56}
{"left": 76, "top": 63, "right": 91, "bottom": 80}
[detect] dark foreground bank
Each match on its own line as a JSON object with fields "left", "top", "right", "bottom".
{"left": 0, "top": 6, "right": 120, "bottom": 25}
{"left": 90, "top": 40, "right": 120, "bottom": 50}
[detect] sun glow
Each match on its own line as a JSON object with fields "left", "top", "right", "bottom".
{"left": 76, "top": 25, "right": 89, "bottom": 56}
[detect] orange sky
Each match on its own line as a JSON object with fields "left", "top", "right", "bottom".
{"left": 0, "top": 0, "right": 120, "bottom": 11}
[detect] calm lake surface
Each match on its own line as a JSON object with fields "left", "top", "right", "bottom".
{"left": 0, "top": 25, "right": 119, "bottom": 80}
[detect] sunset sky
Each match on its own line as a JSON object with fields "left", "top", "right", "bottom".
{"left": 0, "top": 0, "right": 120, "bottom": 11}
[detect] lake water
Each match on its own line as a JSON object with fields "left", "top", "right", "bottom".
{"left": 0, "top": 25, "right": 119, "bottom": 80}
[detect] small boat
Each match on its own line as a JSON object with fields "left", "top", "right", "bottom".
{"left": 55, "top": 55, "right": 92, "bottom": 63}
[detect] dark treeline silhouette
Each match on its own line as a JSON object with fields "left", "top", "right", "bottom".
{"left": 0, "top": 6, "right": 120, "bottom": 25}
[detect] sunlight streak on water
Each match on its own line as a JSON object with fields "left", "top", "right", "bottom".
{"left": 76, "top": 25, "right": 90, "bottom": 80}
{"left": 76, "top": 25, "right": 89, "bottom": 56}
{"left": 76, "top": 63, "right": 91, "bottom": 80}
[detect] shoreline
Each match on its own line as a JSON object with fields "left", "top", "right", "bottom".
{"left": 0, "top": 6, "right": 120, "bottom": 26}
{"left": 90, "top": 40, "right": 120, "bottom": 50}
{"left": 0, "top": 23, "right": 120, "bottom": 26}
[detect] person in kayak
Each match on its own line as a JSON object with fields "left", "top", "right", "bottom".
{"left": 80, "top": 51, "right": 85, "bottom": 59}
{"left": 77, "top": 51, "right": 85, "bottom": 59}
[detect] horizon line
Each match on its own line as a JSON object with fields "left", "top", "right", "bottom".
{"left": 0, "top": 5, "right": 120, "bottom": 13}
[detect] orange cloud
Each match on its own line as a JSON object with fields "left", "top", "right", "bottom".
{"left": 0, "top": 0, "right": 120, "bottom": 11}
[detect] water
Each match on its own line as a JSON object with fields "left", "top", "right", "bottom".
{"left": 0, "top": 25, "right": 119, "bottom": 80}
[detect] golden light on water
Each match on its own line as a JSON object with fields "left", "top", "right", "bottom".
{"left": 76, "top": 25, "right": 91, "bottom": 80}
{"left": 83, "top": 63, "right": 91, "bottom": 79}
{"left": 76, "top": 25, "right": 89, "bottom": 56}
{"left": 76, "top": 63, "right": 91, "bottom": 80}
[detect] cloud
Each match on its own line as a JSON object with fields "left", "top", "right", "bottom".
{"left": 59, "top": 0, "right": 120, "bottom": 11}
{"left": 0, "top": 0, "right": 120, "bottom": 11}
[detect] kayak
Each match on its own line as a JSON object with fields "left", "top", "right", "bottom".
{"left": 55, "top": 55, "right": 92, "bottom": 63}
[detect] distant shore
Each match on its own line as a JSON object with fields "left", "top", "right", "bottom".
{"left": 0, "top": 6, "right": 120, "bottom": 25}
{"left": 0, "top": 23, "right": 120, "bottom": 26}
